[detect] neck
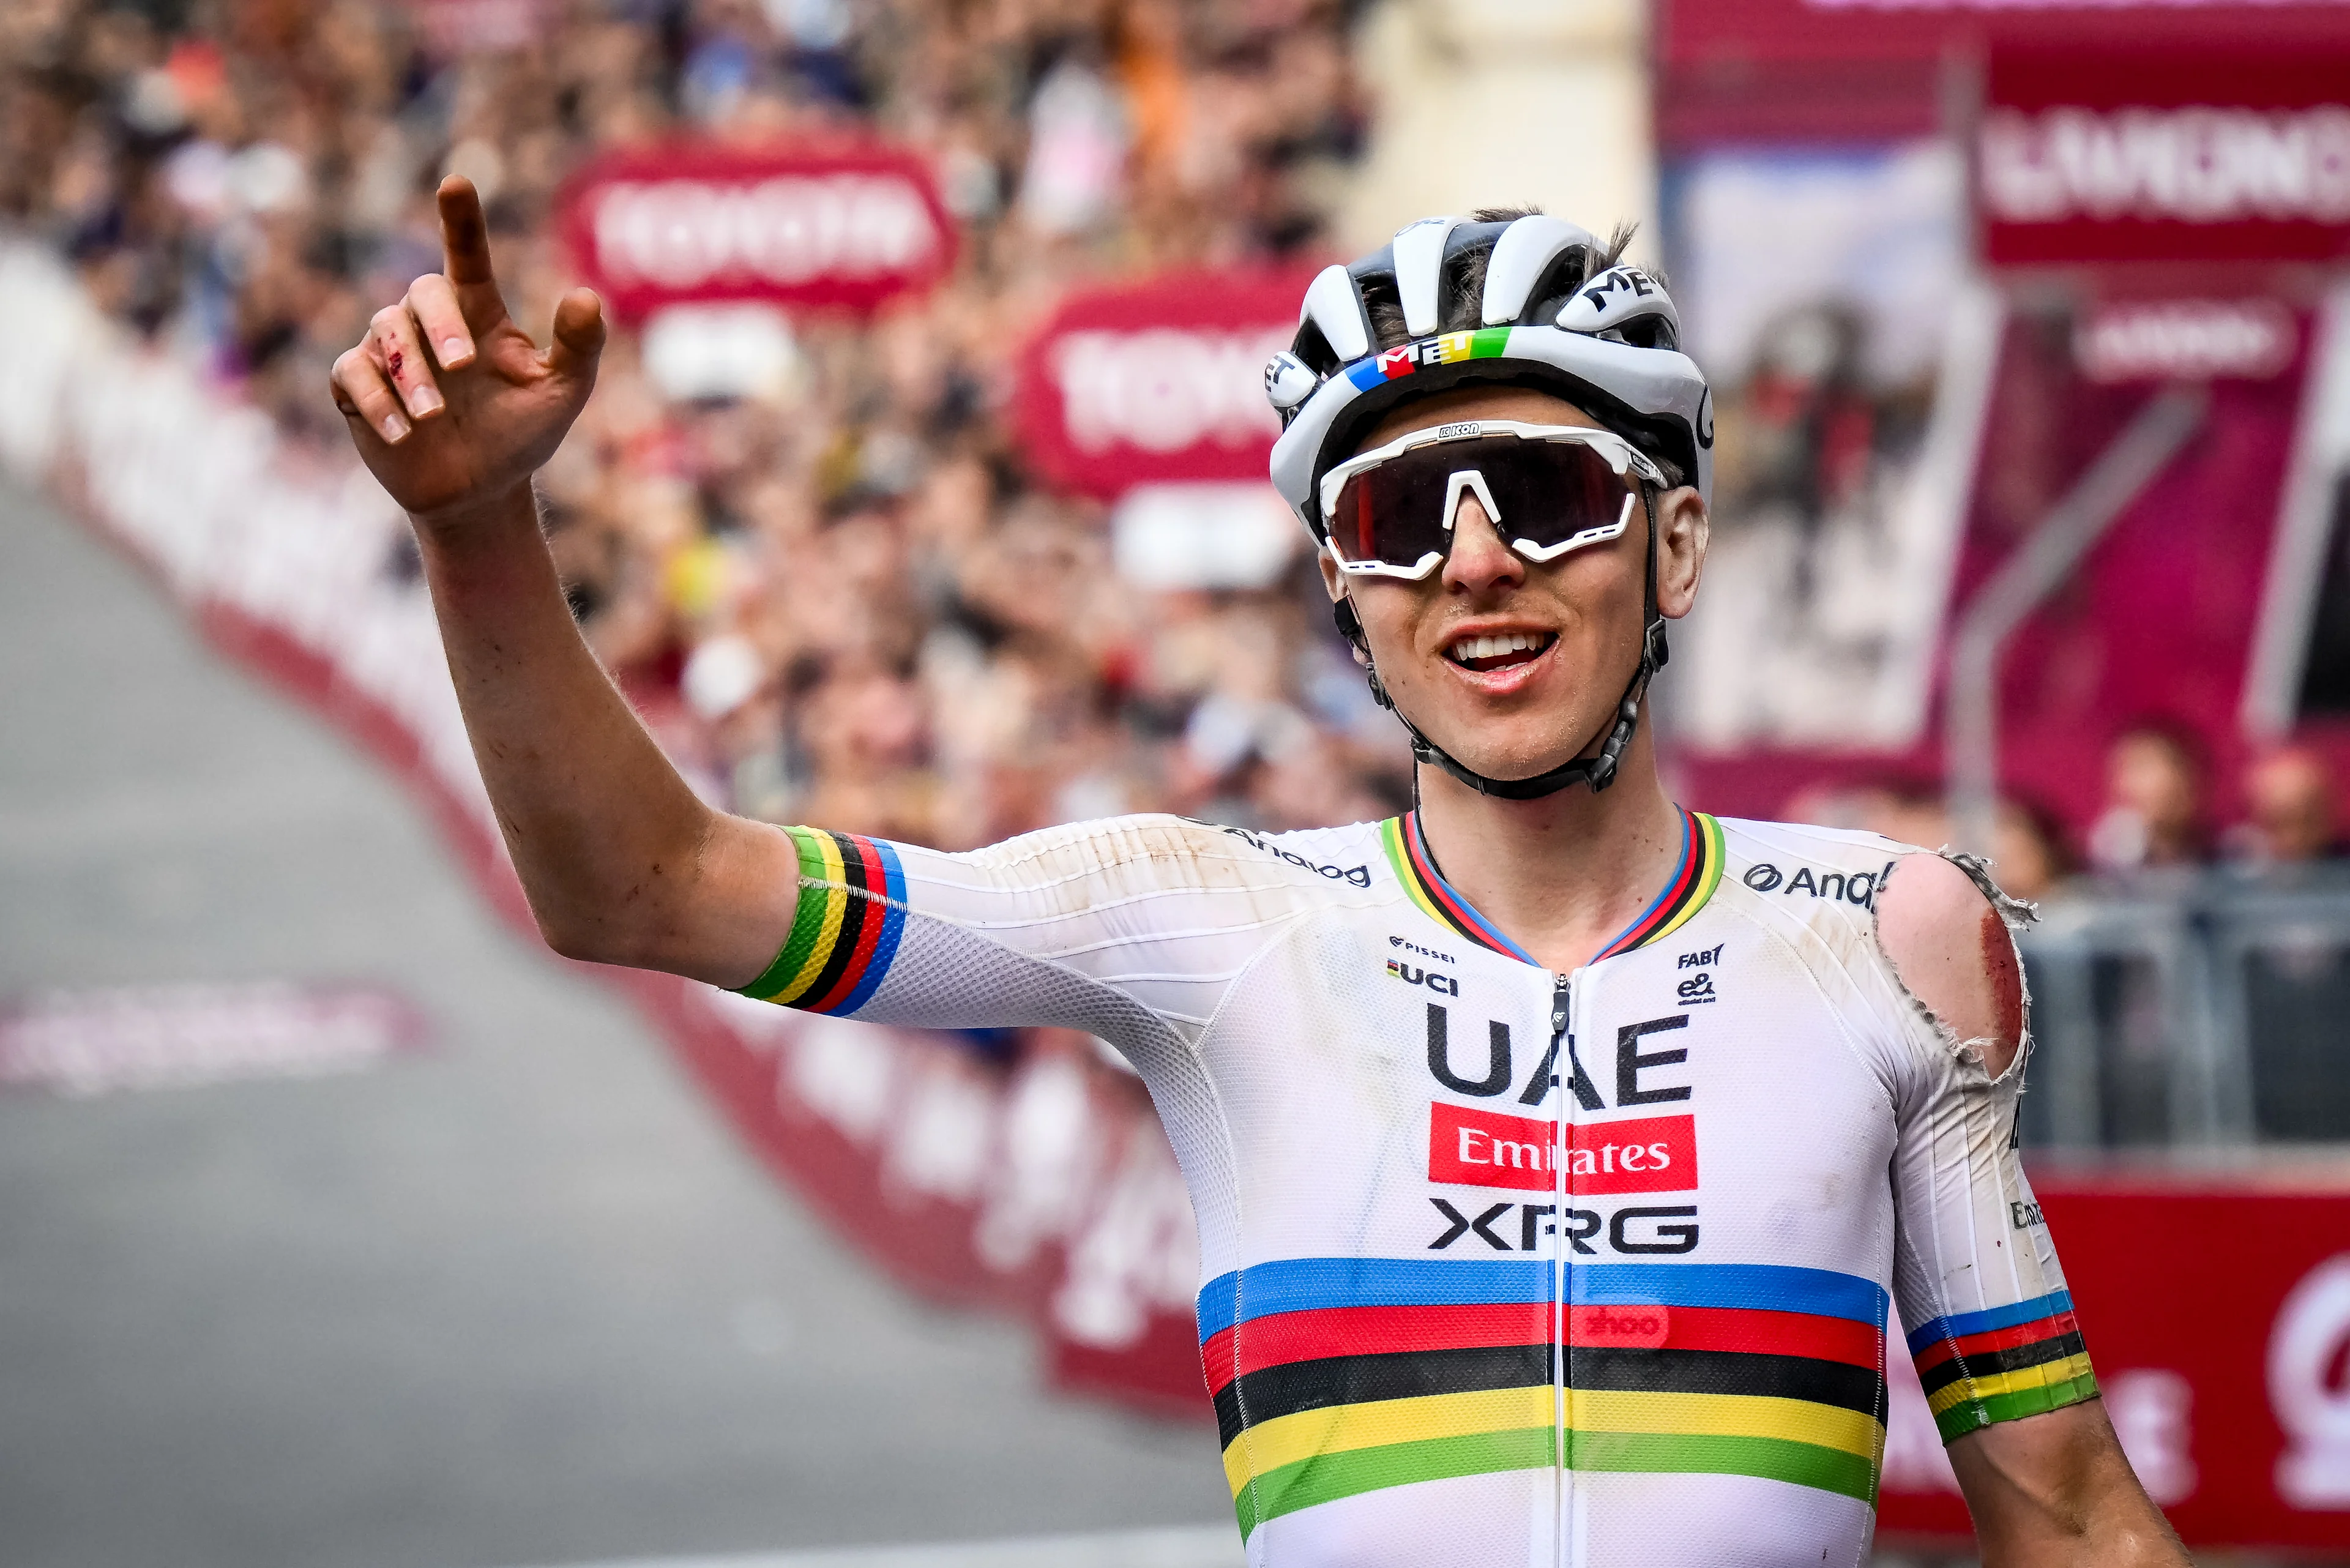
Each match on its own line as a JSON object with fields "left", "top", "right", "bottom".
{"left": 1411, "top": 717, "right": 1684, "bottom": 974}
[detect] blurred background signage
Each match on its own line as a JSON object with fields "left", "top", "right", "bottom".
{"left": 556, "top": 143, "right": 954, "bottom": 321}
{"left": 1013, "top": 271, "right": 1315, "bottom": 591}
{"left": 1011, "top": 271, "right": 1311, "bottom": 500}
{"left": 1979, "top": 51, "right": 2350, "bottom": 268}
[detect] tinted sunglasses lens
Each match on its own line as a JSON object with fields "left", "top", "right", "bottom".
{"left": 1330, "top": 434, "right": 1636, "bottom": 571}
{"left": 1331, "top": 446, "right": 1456, "bottom": 572}
{"left": 1483, "top": 439, "right": 1635, "bottom": 551}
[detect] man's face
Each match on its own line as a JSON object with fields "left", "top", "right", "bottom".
{"left": 1318, "top": 384, "right": 1706, "bottom": 785}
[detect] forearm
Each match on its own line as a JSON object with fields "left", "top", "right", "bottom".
{"left": 414, "top": 483, "right": 717, "bottom": 967}
{"left": 1953, "top": 1402, "right": 2192, "bottom": 1567}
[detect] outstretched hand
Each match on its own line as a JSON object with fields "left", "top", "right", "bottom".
{"left": 332, "top": 177, "right": 605, "bottom": 524}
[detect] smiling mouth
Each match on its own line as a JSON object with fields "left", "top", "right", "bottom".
{"left": 1444, "top": 631, "right": 1557, "bottom": 673}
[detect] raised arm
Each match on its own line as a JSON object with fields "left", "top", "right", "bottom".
{"left": 1877, "top": 854, "right": 2190, "bottom": 1566}
{"left": 331, "top": 177, "right": 795, "bottom": 985}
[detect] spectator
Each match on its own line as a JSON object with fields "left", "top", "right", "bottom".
{"left": 2229, "top": 746, "right": 2345, "bottom": 866}
{"left": 2087, "top": 723, "right": 2209, "bottom": 873}
{"left": 1991, "top": 797, "right": 2072, "bottom": 902}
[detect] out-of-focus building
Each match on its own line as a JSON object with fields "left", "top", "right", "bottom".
{"left": 1338, "top": 0, "right": 1655, "bottom": 256}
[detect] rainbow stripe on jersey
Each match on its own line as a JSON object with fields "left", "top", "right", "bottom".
{"left": 1908, "top": 1290, "right": 2097, "bottom": 1443}
{"left": 1201, "top": 1258, "right": 1889, "bottom": 1539}
{"left": 734, "top": 826, "right": 908, "bottom": 1015}
{"left": 1380, "top": 808, "right": 1724, "bottom": 966}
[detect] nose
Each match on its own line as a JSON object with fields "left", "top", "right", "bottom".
{"left": 1441, "top": 485, "right": 1524, "bottom": 594}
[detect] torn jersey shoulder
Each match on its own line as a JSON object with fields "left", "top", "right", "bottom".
{"left": 1874, "top": 849, "right": 2031, "bottom": 1081}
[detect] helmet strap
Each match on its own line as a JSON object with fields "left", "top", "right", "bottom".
{"left": 1332, "top": 483, "right": 1669, "bottom": 801}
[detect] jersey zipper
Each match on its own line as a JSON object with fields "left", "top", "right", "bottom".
{"left": 1551, "top": 970, "right": 1573, "bottom": 1568}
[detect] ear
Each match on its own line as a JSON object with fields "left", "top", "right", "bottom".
{"left": 1654, "top": 487, "right": 1708, "bottom": 620}
{"left": 1316, "top": 541, "right": 1346, "bottom": 604}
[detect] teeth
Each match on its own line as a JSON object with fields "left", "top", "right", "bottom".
{"left": 1450, "top": 632, "right": 1547, "bottom": 663}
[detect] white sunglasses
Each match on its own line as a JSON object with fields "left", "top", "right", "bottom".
{"left": 1318, "top": 419, "right": 1666, "bottom": 580}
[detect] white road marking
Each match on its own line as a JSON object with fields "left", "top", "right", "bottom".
{"left": 490, "top": 1526, "right": 1242, "bottom": 1568}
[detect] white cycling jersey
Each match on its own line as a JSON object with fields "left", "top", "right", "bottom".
{"left": 736, "top": 808, "right": 2095, "bottom": 1567}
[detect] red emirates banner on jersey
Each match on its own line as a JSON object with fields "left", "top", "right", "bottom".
{"left": 1978, "top": 50, "right": 2350, "bottom": 267}
{"left": 555, "top": 142, "right": 955, "bottom": 321}
{"left": 1012, "top": 270, "right": 1315, "bottom": 499}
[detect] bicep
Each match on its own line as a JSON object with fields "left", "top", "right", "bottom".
{"left": 1878, "top": 852, "right": 2103, "bottom": 1474}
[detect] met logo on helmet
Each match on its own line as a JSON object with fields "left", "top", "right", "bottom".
{"left": 1348, "top": 327, "right": 1516, "bottom": 390}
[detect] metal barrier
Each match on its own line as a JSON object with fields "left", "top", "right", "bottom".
{"left": 2020, "top": 866, "right": 2350, "bottom": 1149}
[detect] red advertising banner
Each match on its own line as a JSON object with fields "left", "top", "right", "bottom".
{"left": 1654, "top": 0, "right": 2350, "bottom": 146}
{"left": 1877, "top": 1178, "right": 2350, "bottom": 1551}
{"left": 1012, "top": 270, "right": 1313, "bottom": 499}
{"left": 1979, "top": 51, "right": 2350, "bottom": 267}
{"left": 1659, "top": 0, "right": 2350, "bottom": 68}
{"left": 554, "top": 142, "right": 955, "bottom": 321}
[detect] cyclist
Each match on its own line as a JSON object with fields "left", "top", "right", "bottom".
{"left": 332, "top": 181, "right": 2190, "bottom": 1567}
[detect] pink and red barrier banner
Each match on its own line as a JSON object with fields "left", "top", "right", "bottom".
{"left": 1011, "top": 270, "right": 1313, "bottom": 499}
{"left": 555, "top": 142, "right": 955, "bottom": 321}
{"left": 1979, "top": 50, "right": 2350, "bottom": 268}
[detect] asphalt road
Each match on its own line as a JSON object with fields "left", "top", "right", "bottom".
{"left": 0, "top": 476, "right": 1235, "bottom": 1568}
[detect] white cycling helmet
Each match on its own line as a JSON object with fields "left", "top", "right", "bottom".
{"left": 1265, "top": 211, "right": 1714, "bottom": 799}
{"left": 1266, "top": 212, "right": 1712, "bottom": 540}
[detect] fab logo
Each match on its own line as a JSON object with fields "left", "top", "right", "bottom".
{"left": 1429, "top": 1102, "right": 1697, "bottom": 1195}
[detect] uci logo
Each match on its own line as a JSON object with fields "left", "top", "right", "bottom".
{"left": 1388, "top": 960, "right": 1459, "bottom": 996}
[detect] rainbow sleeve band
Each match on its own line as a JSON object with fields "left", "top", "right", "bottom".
{"left": 733, "top": 826, "right": 908, "bottom": 1016}
{"left": 1908, "top": 1290, "right": 2097, "bottom": 1444}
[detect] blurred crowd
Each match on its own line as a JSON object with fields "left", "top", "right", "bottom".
{"left": 4, "top": 0, "right": 1401, "bottom": 850}
{"left": 10, "top": 0, "right": 2346, "bottom": 895}
{"left": 1788, "top": 733, "right": 2348, "bottom": 903}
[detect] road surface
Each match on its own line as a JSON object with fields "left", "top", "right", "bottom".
{"left": 0, "top": 476, "right": 1235, "bottom": 1568}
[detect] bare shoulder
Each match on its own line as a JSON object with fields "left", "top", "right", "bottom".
{"left": 1875, "top": 851, "right": 2029, "bottom": 1078}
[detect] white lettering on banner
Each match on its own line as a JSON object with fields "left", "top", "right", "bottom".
{"left": 2271, "top": 1252, "right": 2350, "bottom": 1506}
{"left": 785, "top": 1012, "right": 900, "bottom": 1141}
{"left": 881, "top": 1053, "right": 997, "bottom": 1204}
{"left": 1053, "top": 1125, "right": 1198, "bottom": 1349}
{"left": 1053, "top": 326, "right": 1289, "bottom": 454}
{"left": 2104, "top": 1368, "right": 2197, "bottom": 1506}
{"left": 1982, "top": 105, "right": 2350, "bottom": 225}
{"left": 0, "top": 983, "right": 422, "bottom": 1097}
{"left": 591, "top": 175, "right": 939, "bottom": 289}
{"left": 974, "top": 1051, "right": 1104, "bottom": 1271}
{"left": 2073, "top": 299, "right": 2296, "bottom": 383}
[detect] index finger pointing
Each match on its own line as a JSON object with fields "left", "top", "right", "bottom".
{"left": 437, "top": 176, "right": 498, "bottom": 289}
